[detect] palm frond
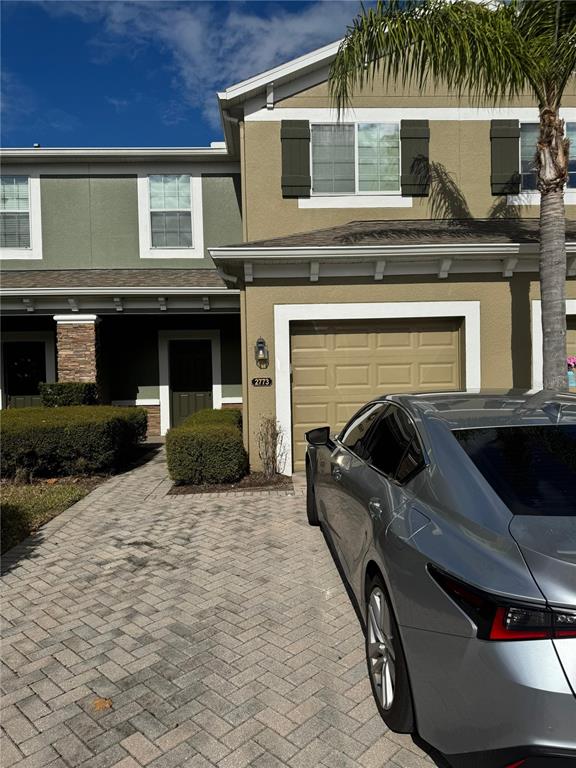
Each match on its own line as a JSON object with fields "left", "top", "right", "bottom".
{"left": 328, "top": 0, "right": 564, "bottom": 111}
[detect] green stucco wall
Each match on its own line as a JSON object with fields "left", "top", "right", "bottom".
{"left": 1, "top": 172, "right": 242, "bottom": 270}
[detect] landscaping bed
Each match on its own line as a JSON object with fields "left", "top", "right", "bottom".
{"left": 1, "top": 477, "right": 103, "bottom": 554}
{"left": 168, "top": 471, "right": 293, "bottom": 495}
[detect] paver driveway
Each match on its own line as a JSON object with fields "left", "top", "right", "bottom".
{"left": 1, "top": 449, "right": 434, "bottom": 768}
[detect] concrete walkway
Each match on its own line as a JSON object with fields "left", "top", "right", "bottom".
{"left": 1, "top": 449, "right": 434, "bottom": 768}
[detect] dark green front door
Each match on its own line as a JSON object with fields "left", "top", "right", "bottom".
{"left": 169, "top": 339, "right": 213, "bottom": 427}
{"left": 3, "top": 341, "right": 46, "bottom": 408}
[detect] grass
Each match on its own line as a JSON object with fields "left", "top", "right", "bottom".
{"left": 1, "top": 480, "right": 99, "bottom": 554}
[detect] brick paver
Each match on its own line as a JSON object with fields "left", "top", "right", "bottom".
{"left": 1, "top": 449, "right": 434, "bottom": 767}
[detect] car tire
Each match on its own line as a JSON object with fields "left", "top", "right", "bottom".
{"left": 306, "top": 460, "right": 320, "bottom": 526}
{"left": 365, "top": 572, "right": 414, "bottom": 733}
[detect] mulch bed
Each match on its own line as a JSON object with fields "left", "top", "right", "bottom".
{"left": 169, "top": 472, "right": 293, "bottom": 495}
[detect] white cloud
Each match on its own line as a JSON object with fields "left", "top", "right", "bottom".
{"left": 43, "top": 0, "right": 362, "bottom": 128}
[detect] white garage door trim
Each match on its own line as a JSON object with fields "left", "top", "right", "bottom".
{"left": 531, "top": 299, "right": 576, "bottom": 390}
{"left": 274, "top": 301, "right": 482, "bottom": 475}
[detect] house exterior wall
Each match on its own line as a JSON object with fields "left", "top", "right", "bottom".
{"left": 241, "top": 277, "right": 576, "bottom": 471}
{"left": 240, "top": 79, "right": 576, "bottom": 242}
{"left": 1, "top": 171, "right": 242, "bottom": 270}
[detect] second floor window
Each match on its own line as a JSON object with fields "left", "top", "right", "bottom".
{"left": 0, "top": 175, "right": 30, "bottom": 248}
{"left": 311, "top": 123, "right": 400, "bottom": 195}
{"left": 521, "top": 123, "right": 576, "bottom": 191}
{"left": 149, "top": 175, "right": 192, "bottom": 248}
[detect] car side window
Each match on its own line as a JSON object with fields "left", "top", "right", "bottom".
{"left": 340, "top": 403, "right": 388, "bottom": 459}
{"left": 364, "top": 405, "right": 425, "bottom": 482}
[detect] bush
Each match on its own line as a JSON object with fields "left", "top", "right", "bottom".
{"left": 183, "top": 408, "right": 242, "bottom": 431}
{"left": 0, "top": 406, "right": 147, "bottom": 479}
{"left": 166, "top": 409, "right": 247, "bottom": 485}
{"left": 39, "top": 382, "right": 98, "bottom": 407}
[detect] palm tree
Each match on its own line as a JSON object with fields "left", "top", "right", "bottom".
{"left": 330, "top": 0, "right": 576, "bottom": 390}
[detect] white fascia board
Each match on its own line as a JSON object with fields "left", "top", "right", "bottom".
{"left": 0, "top": 287, "right": 240, "bottom": 297}
{"left": 211, "top": 242, "right": 574, "bottom": 260}
{"left": 218, "top": 39, "right": 341, "bottom": 103}
{"left": 0, "top": 147, "right": 232, "bottom": 164}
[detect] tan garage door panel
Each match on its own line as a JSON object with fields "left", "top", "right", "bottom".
{"left": 291, "top": 318, "right": 462, "bottom": 471}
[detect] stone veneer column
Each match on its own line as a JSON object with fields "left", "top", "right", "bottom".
{"left": 54, "top": 315, "right": 100, "bottom": 383}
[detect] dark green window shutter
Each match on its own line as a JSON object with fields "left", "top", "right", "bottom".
{"left": 490, "top": 120, "right": 520, "bottom": 195}
{"left": 400, "top": 120, "right": 430, "bottom": 196}
{"left": 281, "top": 120, "right": 311, "bottom": 198}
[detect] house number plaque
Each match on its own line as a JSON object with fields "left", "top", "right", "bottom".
{"left": 252, "top": 377, "right": 273, "bottom": 387}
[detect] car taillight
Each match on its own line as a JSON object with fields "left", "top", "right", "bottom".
{"left": 429, "top": 566, "right": 576, "bottom": 641}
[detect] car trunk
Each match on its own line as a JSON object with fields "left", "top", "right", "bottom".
{"left": 509, "top": 516, "right": 576, "bottom": 695}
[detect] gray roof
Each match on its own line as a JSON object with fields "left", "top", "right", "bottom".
{"left": 236, "top": 218, "right": 576, "bottom": 249}
{"left": 0, "top": 269, "right": 227, "bottom": 291}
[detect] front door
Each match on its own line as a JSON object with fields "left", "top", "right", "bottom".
{"left": 3, "top": 341, "right": 46, "bottom": 408}
{"left": 169, "top": 339, "right": 213, "bottom": 427}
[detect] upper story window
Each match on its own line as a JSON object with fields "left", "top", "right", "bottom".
{"left": 521, "top": 123, "right": 576, "bottom": 191}
{"left": 0, "top": 173, "right": 42, "bottom": 260}
{"left": 0, "top": 176, "right": 30, "bottom": 248}
{"left": 149, "top": 175, "right": 192, "bottom": 248}
{"left": 137, "top": 172, "right": 204, "bottom": 260}
{"left": 311, "top": 123, "right": 400, "bottom": 195}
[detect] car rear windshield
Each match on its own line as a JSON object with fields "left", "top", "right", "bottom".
{"left": 452, "top": 425, "right": 576, "bottom": 516}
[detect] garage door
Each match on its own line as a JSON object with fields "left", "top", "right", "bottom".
{"left": 291, "top": 318, "right": 463, "bottom": 471}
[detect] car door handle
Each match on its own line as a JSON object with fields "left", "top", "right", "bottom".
{"left": 332, "top": 467, "right": 343, "bottom": 481}
{"left": 368, "top": 500, "right": 383, "bottom": 520}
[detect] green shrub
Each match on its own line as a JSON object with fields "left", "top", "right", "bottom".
{"left": 39, "top": 382, "right": 98, "bottom": 407}
{"left": 183, "top": 408, "right": 242, "bottom": 431}
{"left": 166, "top": 421, "right": 248, "bottom": 485}
{"left": 0, "top": 406, "right": 147, "bottom": 478}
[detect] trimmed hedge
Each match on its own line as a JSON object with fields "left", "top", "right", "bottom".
{"left": 166, "top": 408, "right": 247, "bottom": 485}
{"left": 183, "top": 408, "right": 242, "bottom": 431}
{"left": 1, "top": 406, "right": 147, "bottom": 478}
{"left": 39, "top": 382, "right": 98, "bottom": 407}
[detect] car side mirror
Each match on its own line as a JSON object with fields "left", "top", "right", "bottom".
{"left": 306, "top": 426, "right": 332, "bottom": 447}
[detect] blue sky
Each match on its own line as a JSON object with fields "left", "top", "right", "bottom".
{"left": 1, "top": 1, "right": 363, "bottom": 148}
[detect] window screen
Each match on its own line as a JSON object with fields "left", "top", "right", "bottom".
{"left": 149, "top": 175, "right": 192, "bottom": 248}
{"left": 358, "top": 123, "right": 400, "bottom": 192}
{"left": 311, "top": 125, "right": 355, "bottom": 194}
{"left": 0, "top": 176, "right": 30, "bottom": 248}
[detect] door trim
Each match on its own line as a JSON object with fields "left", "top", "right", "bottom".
{"left": 0, "top": 331, "right": 56, "bottom": 409}
{"left": 158, "top": 330, "right": 222, "bottom": 434}
{"left": 531, "top": 299, "right": 576, "bottom": 391}
{"left": 274, "top": 301, "right": 481, "bottom": 475}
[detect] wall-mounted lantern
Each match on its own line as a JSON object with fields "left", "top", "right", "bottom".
{"left": 255, "top": 337, "right": 269, "bottom": 369}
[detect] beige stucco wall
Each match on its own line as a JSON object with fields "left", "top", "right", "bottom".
{"left": 241, "top": 77, "right": 576, "bottom": 241}
{"left": 241, "top": 276, "right": 576, "bottom": 471}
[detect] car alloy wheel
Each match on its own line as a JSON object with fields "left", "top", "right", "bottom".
{"left": 364, "top": 572, "right": 414, "bottom": 733}
{"left": 367, "top": 587, "right": 396, "bottom": 709}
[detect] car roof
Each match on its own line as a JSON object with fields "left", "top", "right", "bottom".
{"left": 380, "top": 390, "right": 576, "bottom": 429}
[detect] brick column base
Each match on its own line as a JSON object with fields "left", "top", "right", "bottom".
{"left": 143, "top": 405, "right": 161, "bottom": 436}
{"left": 54, "top": 315, "right": 100, "bottom": 383}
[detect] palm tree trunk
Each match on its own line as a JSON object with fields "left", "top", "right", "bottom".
{"left": 540, "top": 188, "right": 567, "bottom": 390}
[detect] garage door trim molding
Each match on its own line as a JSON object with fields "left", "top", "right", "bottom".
{"left": 274, "top": 301, "right": 481, "bottom": 475}
{"left": 530, "top": 299, "right": 576, "bottom": 391}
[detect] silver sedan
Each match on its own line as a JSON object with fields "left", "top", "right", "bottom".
{"left": 305, "top": 391, "right": 576, "bottom": 768}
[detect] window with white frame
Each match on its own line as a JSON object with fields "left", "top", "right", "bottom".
{"left": 521, "top": 123, "right": 576, "bottom": 191}
{"left": 0, "top": 176, "right": 30, "bottom": 248}
{"left": 311, "top": 123, "right": 400, "bottom": 195}
{"left": 149, "top": 175, "right": 192, "bottom": 248}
